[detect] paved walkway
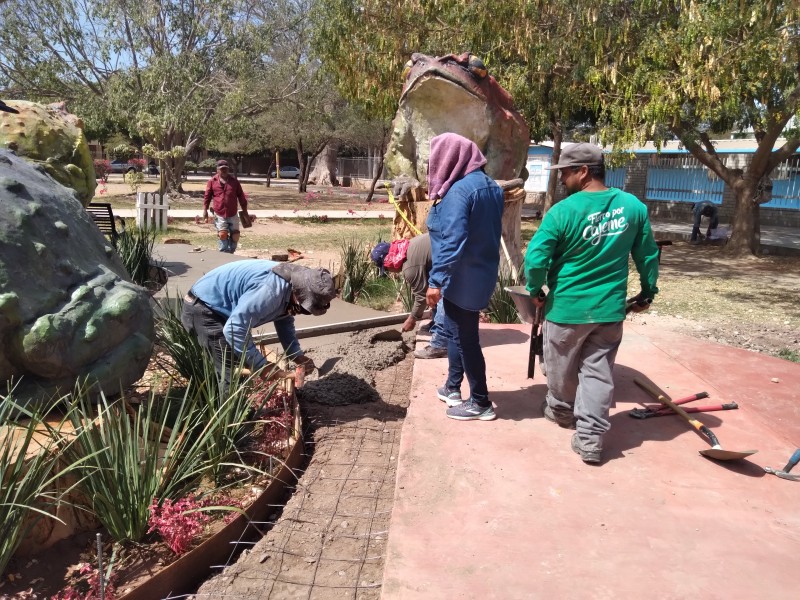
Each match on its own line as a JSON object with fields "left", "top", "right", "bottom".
{"left": 383, "top": 322, "right": 800, "bottom": 599}
{"left": 117, "top": 208, "right": 800, "bottom": 254}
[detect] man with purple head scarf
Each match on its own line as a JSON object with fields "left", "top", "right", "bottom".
{"left": 425, "top": 133, "right": 504, "bottom": 421}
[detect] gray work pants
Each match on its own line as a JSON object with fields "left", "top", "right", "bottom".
{"left": 543, "top": 320, "right": 624, "bottom": 452}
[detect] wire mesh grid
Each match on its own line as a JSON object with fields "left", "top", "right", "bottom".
{"left": 177, "top": 414, "right": 401, "bottom": 600}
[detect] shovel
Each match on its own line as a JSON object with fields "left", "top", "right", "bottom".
{"left": 633, "top": 377, "right": 758, "bottom": 461}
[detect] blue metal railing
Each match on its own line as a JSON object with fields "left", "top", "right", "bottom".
{"left": 645, "top": 167, "right": 723, "bottom": 204}
{"left": 606, "top": 168, "right": 626, "bottom": 189}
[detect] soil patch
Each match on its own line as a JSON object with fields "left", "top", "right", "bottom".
{"left": 192, "top": 333, "right": 413, "bottom": 599}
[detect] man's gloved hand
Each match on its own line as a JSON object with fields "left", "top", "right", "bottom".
{"left": 294, "top": 354, "right": 316, "bottom": 375}
{"left": 391, "top": 175, "right": 421, "bottom": 199}
{"left": 626, "top": 291, "right": 652, "bottom": 313}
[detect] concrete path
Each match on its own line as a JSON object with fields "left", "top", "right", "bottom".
{"left": 382, "top": 322, "right": 800, "bottom": 599}
{"left": 116, "top": 207, "right": 800, "bottom": 254}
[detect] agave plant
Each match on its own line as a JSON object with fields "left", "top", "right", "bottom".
{"left": 115, "top": 224, "right": 159, "bottom": 288}
{"left": 62, "top": 384, "right": 211, "bottom": 543}
{"left": 485, "top": 268, "right": 523, "bottom": 324}
{"left": 340, "top": 237, "right": 374, "bottom": 303}
{"left": 154, "top": 295, "right": 286, "bottom": 485}
{"left": 0, "top": 390, "right": 87, "bottom": 575}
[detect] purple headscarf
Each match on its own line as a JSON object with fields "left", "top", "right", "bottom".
{"left": 427, "top": 133, "right": 487, "bottom": 200}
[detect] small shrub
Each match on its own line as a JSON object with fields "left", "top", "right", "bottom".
{"left": 183, "top": 160, "right": 198, "bottom": 173}
{"left": 93, "top": 159, "right": 111, "bottom": 182}
{"left": 777, "top": 348, "right": 800, "bottom": 363}
{"left": 199, "top": 158, "right": 218, "bottom": 171}
{"left": 123, "top": 170, "right": 145, "bottom": 194}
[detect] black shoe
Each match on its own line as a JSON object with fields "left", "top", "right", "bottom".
{"left": 419, "top": 321, "right": 433, "bottom": 333}
{"left": 541, "top": 400, "right": 576, "bottom": 429}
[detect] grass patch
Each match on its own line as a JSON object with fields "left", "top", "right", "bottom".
{"left": 358, "top": 276, "right": 402, "bottom": 311}
{"left": 777, "top": 348, "right": 800, "bottom": 362}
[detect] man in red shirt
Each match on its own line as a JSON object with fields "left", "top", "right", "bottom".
{"left": 203, "top": 160, "right": 251, "bottom": 253}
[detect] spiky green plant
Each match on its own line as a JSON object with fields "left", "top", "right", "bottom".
{"left": 115, "top": 224, "right": 158, "bottom": 287}
{"left": 340, "top": 237, "right": 374, "bottom": 303}
{"left": 396, "top": 277, "right": 415, "bottom": 312}
{"left": 485, "top": 269, "right": 523, "bottom": 324}
{"left": 154, "top": 295, "right": 284, "bottom": 485}
{"left": 62, "top": 384, "right": 211, "bottom": 543}
{"left": 0, "top": 391, "right": 87, "bottom": 575}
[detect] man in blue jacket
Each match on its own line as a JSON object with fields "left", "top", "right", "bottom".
{"left": 425, "top": 133, "right": 504, "bottom": 421}
{"left": 181, "top": 261, "right": 336, "bottom": 386}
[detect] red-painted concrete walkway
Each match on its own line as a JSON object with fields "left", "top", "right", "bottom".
{"left": 383, "top": 322, "right": 799, "bottom": 599}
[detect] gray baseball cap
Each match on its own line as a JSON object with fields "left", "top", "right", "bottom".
{"left": 546, "top": 143, "right": 604, "bottom": 170}
{"left": 273, "top": 264, "right": 336, "bottom": 315}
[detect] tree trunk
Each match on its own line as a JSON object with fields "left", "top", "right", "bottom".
{"left": 544, "top": 124, "right": 563, "bottom": 213}
{"left": 725, "top": 179, "right": 760, "bottom": 256}
{"left": 366, "top": 126, "right": 390, "bottom": 203}
{"left": 366, "top": 154, "right": 385, "bottom": 203}
{"left": 308, "top": 141, "right": 340, "bottom": 185}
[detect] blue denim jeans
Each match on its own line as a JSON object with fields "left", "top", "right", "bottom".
{"left": 215, "top": 215, "right": 240, "bottom": 253}
{"left": 442, "top": 298, "right": 489, "bottom": 406}
{"left": 429, "top": 298, "right": 448, "bottom": 349}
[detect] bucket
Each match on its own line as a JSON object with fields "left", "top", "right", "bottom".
{"left": 504, "top": 286, "right": 537, "bottom": 324}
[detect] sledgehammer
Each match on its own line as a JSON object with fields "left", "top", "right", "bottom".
{"left": 764, "top": 448, "right": 800, "bottom": 482}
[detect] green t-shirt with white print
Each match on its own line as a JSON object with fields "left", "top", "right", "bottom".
{"left": 524, "top": 187, "right": 660, "bottom": 324}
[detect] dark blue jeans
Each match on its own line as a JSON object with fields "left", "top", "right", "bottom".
{"left": 442, "top": 298, "right": 489, "bottom": 406}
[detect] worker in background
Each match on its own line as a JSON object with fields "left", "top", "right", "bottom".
{"left": 690, "top": 201, "right": 719, "bottom": 244}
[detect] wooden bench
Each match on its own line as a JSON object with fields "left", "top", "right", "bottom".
{"left": 86, "top": 202, "right": 120, "bottom": 244}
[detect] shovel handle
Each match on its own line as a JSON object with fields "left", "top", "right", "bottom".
{"left": 633, "top": 377, "right": 721, "bottom": 448}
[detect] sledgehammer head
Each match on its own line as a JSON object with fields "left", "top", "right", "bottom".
{"left": 764, "top": 466, "right": 800, "bottom": 481}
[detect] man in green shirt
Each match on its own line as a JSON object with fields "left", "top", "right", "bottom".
{"left": 524, "top": 143, "right": 660, "bottom": 464}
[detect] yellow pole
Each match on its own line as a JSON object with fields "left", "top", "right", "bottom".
{"left": 275, "top": 151, "right": 281, "bottom": 179}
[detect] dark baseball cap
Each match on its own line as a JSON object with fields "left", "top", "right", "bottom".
{"left": 292, "top": 267, "right": 337, "bottom": 316}
{"left": 216, "top": 160, "right": 229, "bottom": 169}
{"left": 547, "top": 143, "right": 604, "bottom": 170}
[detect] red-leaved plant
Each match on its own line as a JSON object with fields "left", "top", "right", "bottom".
{"left": 51, "top": 562, "right": 118, "bottom": 600}
{"left": 147, "top": 494, "right": 211, "bottom": 555}
{"left": 93, "top": 159, "right": 111, "bottom": 182}
{"left": 247, "top": 382, "right": 293, "bottom": 457}
{"left": 129, "top": 158, "right": 147, "bottom": 170}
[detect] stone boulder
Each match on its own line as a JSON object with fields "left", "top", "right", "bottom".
{"left": 0, "top": 150, "right": 154, "bottom": 409}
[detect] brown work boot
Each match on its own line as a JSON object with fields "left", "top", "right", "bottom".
{"left": 541, "top": 399, "right": 576, "bottom": 429}
{"left": 571, "top": 433, "right": 601, "bottom": 464}
{"left": 414, "top": 345, "right": 447, "bottom": 359}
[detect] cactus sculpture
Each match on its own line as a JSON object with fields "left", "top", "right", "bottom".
{"left": 0, "top": 100, "right": 97, "bottom": 204}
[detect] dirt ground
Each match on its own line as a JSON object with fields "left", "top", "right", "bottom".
{"left": 192, "top": 330, "right": 414, "bottom": 599}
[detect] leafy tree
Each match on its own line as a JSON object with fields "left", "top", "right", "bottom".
{"left": 0, "top": 0, "right": 272, "bottom": 192}
{"left": 588, "top": 0, "right": 800, "bottom": 255}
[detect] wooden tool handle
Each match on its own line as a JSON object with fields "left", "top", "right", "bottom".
{"left": 633, "top": 377, "right": 721, "bottom": 447}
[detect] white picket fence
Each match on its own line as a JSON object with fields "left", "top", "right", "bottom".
{"left": 136, "top": 192, "right": 169, "bottom": 230}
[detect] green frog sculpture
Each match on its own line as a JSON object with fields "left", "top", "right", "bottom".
{"left": 384, "top": 52, "right": 530, "bottom": 197}
{"left": 0, "top": 102, "right": 153, "bottom": 412}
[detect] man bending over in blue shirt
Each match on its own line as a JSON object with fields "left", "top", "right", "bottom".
{"left": 181, "top": 261, "right": 337, "bottom": 386}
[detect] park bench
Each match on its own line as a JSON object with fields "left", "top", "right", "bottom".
{"left": 86, "top": 202, "right": 121, "bottom": 244}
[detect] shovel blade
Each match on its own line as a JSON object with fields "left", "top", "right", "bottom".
{"left": 699, "top": 448, "right": 758, "bottom": 461}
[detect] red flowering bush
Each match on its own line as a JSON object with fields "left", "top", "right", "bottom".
{"left": 51, "top": 562, "right": 118, "bottom": 600}
{"left": 147, "top": 494, "right": 211, "bottom": 555}
{"left": 93, "top": 159, "right": 111, "bottom": 182}
{"left": 129, "top": 158, "right": 146, "bottom": 170}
